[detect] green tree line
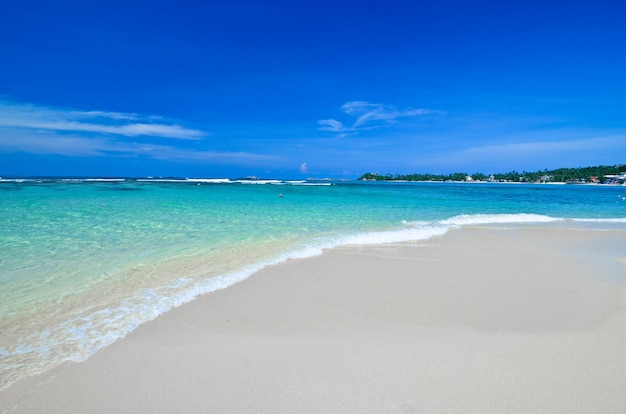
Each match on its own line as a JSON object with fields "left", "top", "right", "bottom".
{"left": 359, "top": 164, "right": 625, "bottom": 183}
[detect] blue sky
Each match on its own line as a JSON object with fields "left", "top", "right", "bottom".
{"left": 0, "top": 0, "right": 624, "bottom": 178}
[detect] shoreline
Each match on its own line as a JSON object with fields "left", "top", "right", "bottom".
{"left": 359, "top": 179, "right": 626, "bottom": 186}
{"left": 2, "top": 225, "right": 626, "bottom": 413}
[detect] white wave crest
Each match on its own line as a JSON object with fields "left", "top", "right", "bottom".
{"left": 440, "top": 213, "right": 560, "bottom": 226}
{"left": 572, "top": 218, "right": 626, "bottom": 223}
{"left": 235, "top": 179, "right": 283, "bottom": 184}
{"left": 331, "top": 225, "right": 450, "bottom": 247}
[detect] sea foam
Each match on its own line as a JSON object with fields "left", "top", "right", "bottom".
{"left": 440, "top": 213, "right": 560, "bottom": 226}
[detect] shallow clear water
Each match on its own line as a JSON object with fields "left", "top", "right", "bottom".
{"left": 1, "top": 178, "right": 625, "bottom": 388}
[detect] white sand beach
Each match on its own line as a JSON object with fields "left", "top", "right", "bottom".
{"left": 2, "top": 226, "right": 626, "bottom": 413}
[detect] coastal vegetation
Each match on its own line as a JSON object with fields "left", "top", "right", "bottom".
{"left": 359, "top": 164, "right": 626, "bottom": 184}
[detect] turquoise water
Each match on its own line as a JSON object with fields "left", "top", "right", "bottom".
{"left": 1, "top": 178, "right": 625, "bottom": 388}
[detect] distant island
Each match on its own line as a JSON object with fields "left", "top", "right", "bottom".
{"left": 359, "top": 164, "right": 626, "bottom": 184}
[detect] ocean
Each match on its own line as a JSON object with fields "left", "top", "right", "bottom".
{"left": 1, "top": 178, "right": 625, "bottom": 389}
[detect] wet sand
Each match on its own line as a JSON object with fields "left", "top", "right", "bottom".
{"left": 2, "top": 226, "right": 626, "bottom": 413}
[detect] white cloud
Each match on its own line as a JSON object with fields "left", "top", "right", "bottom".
{"left": 113, "top": 123, "right": 203, "bottom": 139}
{"left": 70, "top": 110, "right": 142, "bottom": 121}
{"left": 318, "top": 119, "right": 344, "bottom": 132}
{"left": 0, "top": 99, "right": 276, "bottom": 165}
{"left": 0, "top": 100, "right": 205, "bottom": 140}
{"left": 300, "top": 162, "right": 308, "bottom": 173}
{"left": 0, "top": 127, "right": 275, "bottom": 165}
{"left": 320, "top": 101, "right": 443, "bottom": 136}
{"left": 340, "top": 101, "right": 381, "bottom": 115}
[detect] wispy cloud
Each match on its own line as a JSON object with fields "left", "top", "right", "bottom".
{"left": 70, "top": 110, "right": 142, "bottom": 121}
{"left": 319, "top": 101, "right": 443, "bottom": 137}
{"left": 0, "top": 100, "right": 204, "bottom": 140}
{"left": 0, "top": 99, "right": 276, "bottom": 165}
{"left": 0, "top": 128, "right": 276, "bottom": 164}
{"left": 318, "top": 119, "right": 344, "bottom": 132}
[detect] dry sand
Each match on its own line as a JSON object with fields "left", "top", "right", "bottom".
{"left": 2, "top": 226, "right": 626, "bottom": 413}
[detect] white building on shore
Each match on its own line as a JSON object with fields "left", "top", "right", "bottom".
{"left": 604, "top": 172, "right": 626, "bottom": 184}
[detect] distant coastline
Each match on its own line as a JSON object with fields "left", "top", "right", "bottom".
{"left": 360, "top": 164, "right": 626, "bottom": 185}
